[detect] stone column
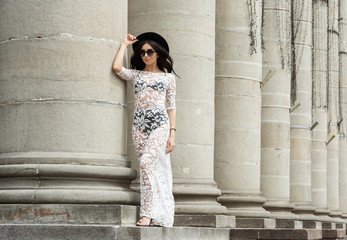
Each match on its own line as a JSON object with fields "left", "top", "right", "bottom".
{"left": 260, "top": 0, "right": 296, "bottom": 222}
{"left": 339, "top": 0, "right": 347, "bottom": 223}
{"left": 0, "top": 0, "right": 138, "bottom": 222}
{"left": 215, "top": 0, "right": 269, "bottom": 220}
{"left": 311, "top": 0, "right": 331, "bottom": 223}
{"left": 128, "top": 0, "right": 227, "bottom": 221}
{"left": 339, "top": 137, "right": 347, "bottom": 223}
{"left": 290, "top": 0, "right": 317, "bottom": 222}
{"left": 327, "top": 0, "right": 343, "bottom": 222}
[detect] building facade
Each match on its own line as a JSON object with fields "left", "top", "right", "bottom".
{"left": 0, "top": 0, "right": 347, "bottom": 239}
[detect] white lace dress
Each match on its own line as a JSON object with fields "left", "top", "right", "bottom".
{"left": 117, "top": 67, "right": 175, "bottom": 227}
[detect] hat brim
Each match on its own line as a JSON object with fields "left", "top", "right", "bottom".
{"left": 132, "top": 32, "right": 169, "bottom": 53}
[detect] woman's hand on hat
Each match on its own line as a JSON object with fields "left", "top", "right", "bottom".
{"left": 123, "top": 34, "right": 138, "bottom": 47}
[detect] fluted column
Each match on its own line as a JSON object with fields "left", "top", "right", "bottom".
{"left": 339, "top": 0, "right": 347, "bottom": 222}
{"left": 128, "top": 0, "right": 226, "bottom": 215}
{"left": 261, "top": 0, "right": 296, "bottom": 220}
{"left": 311, "top": 0, "right": 331, "bottom": 222}
{"left": 327, "top": 0, "right": 343, "bottom": 222}
{"left": 0, "top": 1, "right": 137, "bottom": 204}
{"left": 215, "top": 0, "right": 269, "bottom": 218}
{"left": 290, "top": 0, "right": 316, "bottom": 221}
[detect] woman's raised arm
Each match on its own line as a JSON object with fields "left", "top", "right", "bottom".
{"left": 112, "top": 34, "right": 138, "bottom": 73}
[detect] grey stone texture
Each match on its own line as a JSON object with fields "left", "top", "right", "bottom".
{"left": 339, "top": 0, "right": 347, "bottom": 221}
{"left": 1, "top": 224, "right": 346, "bottom": 240}
{"left": 174, "top": 215, "right": 236, "bottom": 228}
{"left": 0, "top": 224, "right": 118, "bottom": 240}
{"left": 0, "top": 204, "right": 138, "bottom": 226}
{"left": 0, "top": 224, "right": 231, "bottom": 240}
{"left": 327, "top": 0, "right": 343, "bottom": 223}
{"left": 312, "top": 9, "right": 330, "bottom": 215}
{"left": 215, "top": 0, "right": 269, "bottom": 218}
{"left": 290, "top": 0, "right": 316, "bottom": 221}
{"left": 261, "top": 0, "right": 296, "bottom": 220}
{"left": 0, "top": 0, "right": 138, "bottom": 204}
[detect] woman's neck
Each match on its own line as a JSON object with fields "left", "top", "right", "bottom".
{"left": 143, "top": 63, "right": 161, "bottom": 73}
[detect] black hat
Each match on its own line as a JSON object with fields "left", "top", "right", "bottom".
{"left": 132, "top": 32, "right": 169, "bottom": 53}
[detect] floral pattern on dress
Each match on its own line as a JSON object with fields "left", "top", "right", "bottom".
{"left": 134, "top": 108, "right": 168, "bottom": 135}
{"left": 134, "top": 78, "right": 147, "bottom": 94}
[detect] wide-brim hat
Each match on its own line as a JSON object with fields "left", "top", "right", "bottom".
{"left": 132, "top": 32, "right": 169, "bottom": 53}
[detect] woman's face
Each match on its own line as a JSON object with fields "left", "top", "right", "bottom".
{"left": 140, "top": 43, "right": 158, "bottom": 66}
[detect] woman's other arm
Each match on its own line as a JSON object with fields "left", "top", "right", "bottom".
{"left": 166, "top": 109, "right": 176, "bottom": 154}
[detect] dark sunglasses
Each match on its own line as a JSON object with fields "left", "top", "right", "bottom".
{"left": 140, "top": 49, "right": 156, "bottom": 57}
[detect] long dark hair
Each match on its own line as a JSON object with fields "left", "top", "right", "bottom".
{"left": 130, "top": 40, "right": 179, "bottom": 77}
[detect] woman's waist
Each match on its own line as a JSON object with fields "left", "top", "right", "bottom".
{"left": 134, "top": 107, "right": 168, "bottom": 121}
{"left": 134, "top": 107, "right": 167, "bottom": 113}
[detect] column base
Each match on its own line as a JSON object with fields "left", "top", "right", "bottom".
{"left": 263, "top": 200, "right": 297, "bottom": 220}
{"left": 134, "top": 178, "right": 227, "bottom": 215}
{"left": 341, "top": 214, "right": 347, "bottom": 225}
{"left": 292, "top": 202, "right": 318, "bottom": 221}
{"left": 172, "top": 179, "right": 227, "bottom": 215}
{"left": 314, "top": 208, "right": 333, "bottom": 223}
{"left": 0, "top": 162, "right": 139, "bottom": 204}
{"left": 218, "top": 191, "right": 270, "bottom": 218}
{"left": 329, "top": 211, "right": 345, "bottom": 224}
{"left": 0, "top": 204, "right": 138, "bottom": 226}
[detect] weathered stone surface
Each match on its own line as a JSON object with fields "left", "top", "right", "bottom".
{"left": 4, "top": 224, "right": 345, "bottom": 240}
{"left": 0, "top": 224, "right": 231, "bottom": 240}
{"left": 290, "top": 0, "right": 316, "bottom": 221}
{"left": 118, "top": 226, "right": 230, "bottom": 240}
{"left": 261, "top": 0, "right": 296, "bottom": 220}
{"left": 174, "top": 215, "right": 235, "bottom": 228}
{"left": 215, "top": 0, "right": 269, "bottom": 219}
{"left": 0, "top": 224, "right": 119, "bottom": 240}
{"left": 0, "top": 204, "right": 138, "bottom": 226}
{"left": 276, "top": 219, "right": 296, "bottom": 229}
{"left": 0, "top": 0, "right": 137, "bottom": 205}
{"left": 235, "top": 218, "right": 267, "bottom": 229}
{"left": 322, "top": 229, "right": 347, "bottom": 239}
{"left": 229, "top": 228, "right": 322, "bottom": 240}
{"left": 303, "top": 221, "right": 318, "bottom": 229}
{"left": 312, "top": 0, "right": 329, "bottom": 222}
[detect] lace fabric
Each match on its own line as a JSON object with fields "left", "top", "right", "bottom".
{"left": 117, "top": 67, "right": 175, "bottom": 227}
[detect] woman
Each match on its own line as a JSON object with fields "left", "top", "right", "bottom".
{"left": 112, "top": 32, "right": 176, "bottom": 227}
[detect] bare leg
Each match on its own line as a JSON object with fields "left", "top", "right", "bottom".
{"left": 139, "top": 124, "right": 170, "bottom": 224}
{"left": 132, "top": 126, "right": 153, "bottom": 226}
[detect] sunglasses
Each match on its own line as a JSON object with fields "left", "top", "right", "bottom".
{"left": 140, "top": 49, "right": 156, "bottom": 57}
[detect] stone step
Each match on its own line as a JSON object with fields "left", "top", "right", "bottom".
{"left": 0, "top": 224, "right": 118, "bottom": 240}
{"left": 0, "top": 224, "right": 230, "bottom": 240}
{"left": 1, "top": 224, "right": 346, "bottom": 240}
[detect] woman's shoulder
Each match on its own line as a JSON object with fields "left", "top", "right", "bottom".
{"left": 167, "top": 72, "right": 175, "bottom": 80}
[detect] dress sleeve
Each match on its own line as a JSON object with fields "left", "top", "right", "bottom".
{"left": 116, "top": 66, "right": 137, "bottom": 84}
{"left": 166, "top": 74, "right": 176, "bottom": 110}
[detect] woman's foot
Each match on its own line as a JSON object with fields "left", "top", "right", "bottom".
{"left": 136, "top": 216, "right": 154, "bottom": 226}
